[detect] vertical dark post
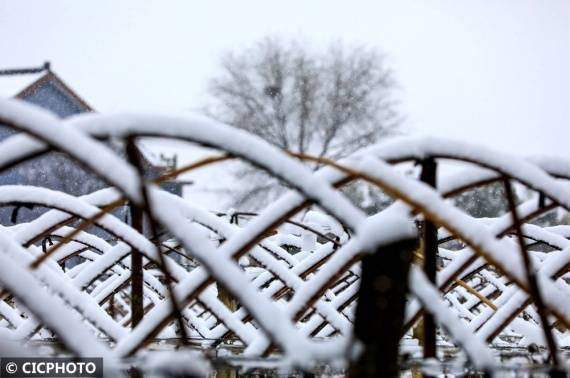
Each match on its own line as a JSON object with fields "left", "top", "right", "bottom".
{"left": 218, "top": 215, "right": 239, "bottom": 311}
{"left": 349, "top": 237, "right": 417, "bottom": 378}
{"left": 129, "top": 210, "right": 149, "bottom": 377}
{"left": 109, "top": 293, "right": 115, "bottom": 320}
{"left": 420, "top": 157, "right": 438, "bottom": 360}
{"left": 130, "top": 203, "right": 144, "bottom": 328}
{"left": 125, "top": 137, "right": 189, "bottom": 347}
{"left": 126, "top": 139, "right": 145, "bottom": 329}
{"left": 503, "top": 179, "right": 562, "bottom": 375}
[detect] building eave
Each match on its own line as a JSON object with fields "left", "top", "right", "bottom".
{"left": 15, "top": 71, "right": 95, "bottom": 112}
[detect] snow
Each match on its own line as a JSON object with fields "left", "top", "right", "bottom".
{"left": 0, "top": 227, "right": 112, "bottom": 357}
{"left": 356, "top": 206, "right": 417, "bottom": 253}
{"left": 0, "top": 99, "right": 142, "bottom": 202}
{"left": 139, "top": 350, "right": 211, "bottom": 378}
{"left": 0, "top": 100, "right": 569, "bottom": 373}
{"left": 409, "top": 266, "right": 495, "bottom": 369}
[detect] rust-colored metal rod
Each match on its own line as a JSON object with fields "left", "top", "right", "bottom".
{"left": 403, "top": 202, "right": 558, "bottom": 334}
{"left": 481, "top": 261, "right": 570, "bottom": 340}
{"left": 216, "top": 211, "right": 344, "bottom": 248}
{"left": 112, "top": 151, "right": 569, "bottom": 354}
{"left": 30, "top": 199, "right": 124, "bottom": 268}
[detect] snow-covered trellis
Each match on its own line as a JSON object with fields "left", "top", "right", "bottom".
{"left": 0, "top": 98, "right": 568, "bottom": 376}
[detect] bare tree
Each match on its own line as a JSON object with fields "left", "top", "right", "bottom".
{"left": 205, "top": 38, "right": 401, "bottom": 209}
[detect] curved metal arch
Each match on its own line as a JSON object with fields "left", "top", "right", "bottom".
{"left": 1, "top": 100, "right": 566, "bottom": 366}
{"left": 0, "top": 186, "right": 166, "bottom": 266}
{"left": 1, "top": 105, "right": 567, "bottom": 290}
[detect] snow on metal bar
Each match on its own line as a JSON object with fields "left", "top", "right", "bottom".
{"left": 0, "top": 99, "right": 568, "bottom": 374}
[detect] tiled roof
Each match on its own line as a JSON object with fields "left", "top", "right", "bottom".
{"left": 0, "top": 62, "right": 93, "bottom": 111}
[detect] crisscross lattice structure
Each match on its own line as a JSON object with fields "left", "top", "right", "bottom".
{"left": 0, "top": 98, "right": 568, "bottom": 374}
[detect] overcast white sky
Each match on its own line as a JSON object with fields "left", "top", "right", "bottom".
{"left": 1, "top": 0, "right": 569, "bottom": 157}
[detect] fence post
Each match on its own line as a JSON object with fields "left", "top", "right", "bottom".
{"left": 130, "top": 203, "right": 144, "bottom": 328}
{"left": 349, "top": 237, "right": 417, "bottom": 377}
{"left": 420, "top": 157, "right": 438, "bottom": 361}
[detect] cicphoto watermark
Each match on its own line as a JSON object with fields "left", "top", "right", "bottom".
{"left": 0, "top": 358, "right": 102, "bottom": 378}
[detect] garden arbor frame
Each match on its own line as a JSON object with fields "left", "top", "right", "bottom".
{"left": 0, "top": 99, "right": 568, "bottom": 375}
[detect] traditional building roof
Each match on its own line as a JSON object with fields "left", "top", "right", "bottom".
{"left": 0, "top": 62, "right": 93, "bottom": 117}
{"left": 0, "top": 62, "right": 182, "bottom": 195}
